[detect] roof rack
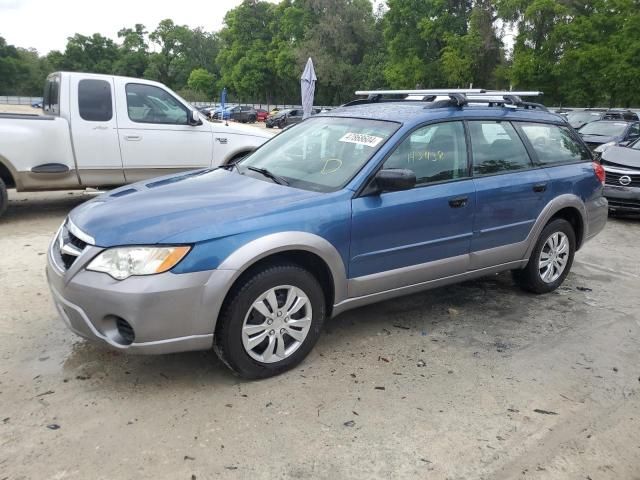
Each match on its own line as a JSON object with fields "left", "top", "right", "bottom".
{"left": 345, "top": 89, "right": 547, "bottom": 111}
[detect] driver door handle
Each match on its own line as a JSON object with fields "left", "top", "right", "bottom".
{"left": 124, "top": 134, "right": 142, "bottom": 141}
{"left": 448, "top": 196, "right": 468, "bottom": 208}
{"left": 533, "top": 183, "right": 547, "bottom": 193}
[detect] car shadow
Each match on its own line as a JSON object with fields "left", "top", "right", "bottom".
{"left": 1, "top": 190, "right": 90, "bottom": 223}
{"left": 58, "top": 271, "right": 543, "bottom": 390}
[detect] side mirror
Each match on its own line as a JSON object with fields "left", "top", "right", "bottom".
{"left": 189, "top": 110, "right": 203, "bottom": 126}
{"left": 374, "top": 169, "right": 416, "bottom": 193}
{"left": 619, "top": 141, "right": 630, "bottom": 147}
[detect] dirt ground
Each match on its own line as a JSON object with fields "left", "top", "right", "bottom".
{"left": 0, "top": 190, "right": 639, "bottom": 480}
{"left": 0, "top": 105, "right": 41, "bottom": 114}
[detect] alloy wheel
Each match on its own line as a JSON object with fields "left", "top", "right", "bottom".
{"left": 241, "top": 285, "right": 313, "bottom": 363}
{"left": 538, "top": 231, "right": 570, "bottom": 283}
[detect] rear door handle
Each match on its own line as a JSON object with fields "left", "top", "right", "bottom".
{"left": 533, "top": 183, "right": 547, "bottom": 193}
{"left": 124, "top": 134, "right": 142, "bottom": 141}
{"left": 448, "top": 196, "right": 468, "bottom": 208}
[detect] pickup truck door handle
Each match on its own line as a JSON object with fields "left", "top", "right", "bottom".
{"left": 533, "top": 183, "right": 547, "bottom": 193}
{"left": 124, "top": 134, "right": 142, "bottom": 141}
{"left": 448, "top": 196, "right": 468, "bottom": 208}
{"left": 92, "top": 125, "right": 108, "bottom": 130}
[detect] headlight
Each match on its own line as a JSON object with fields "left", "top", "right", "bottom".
{"left": 594, "top": 141, "right": 616, "bottom": 153}
{"left": 87, "top": 246, "right": 191, "bottom": 280}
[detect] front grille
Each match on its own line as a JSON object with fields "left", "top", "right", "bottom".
{"left": 607, "top": 198, "right": 640, "bottom": 210}
{"left": 52, "top": 221, "right": 91, "bottom": 272}
{"left": 605, "top": 171, "right": 640, "bottom": 187}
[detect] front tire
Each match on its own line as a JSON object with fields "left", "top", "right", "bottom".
{"left": 513, "top": 218, "right": 576, "bottom": 294}
{"left": 0, "top": 178, "right": 8, "bottom": 219}
{"left": 214, "top": 264, "right": 326, "bottom": 379}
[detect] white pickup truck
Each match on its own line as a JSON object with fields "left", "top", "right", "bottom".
{"left": 0, "top": 72, "right": 274, "bottom": 217}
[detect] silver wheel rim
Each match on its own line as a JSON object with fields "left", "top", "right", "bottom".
{"left": 538, "top": 232, "right": 570, "bottom": 283}
{"left": 241, "top": 285, "right": 313, "bottom": 363}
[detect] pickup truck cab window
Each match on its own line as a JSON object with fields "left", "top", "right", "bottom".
{"left": 78, "top": 79, "right": 112, "bottom": 122}
{"left": 519, "top": 123, "right": 590, "bottom": 165}
{"left": 383, "top": 121, "right": 468, "bottom": 185}
{"left": 468, "top": 120, "right": 532, "bottom": 175}
{"left": 239, "top": 116, "right": 398, "bottom": 192}
{"left": 125, "top": 83, "right": 188, "bottom": 125}
{"left": 43, "top": 73, "right": 60, "bottom": 116}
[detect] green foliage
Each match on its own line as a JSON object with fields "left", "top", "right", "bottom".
{"left": 187, "top": 68, "right": 216, "bottom": 95}
{"left": 3, "top": 0, "right": 640, "bottom": 106}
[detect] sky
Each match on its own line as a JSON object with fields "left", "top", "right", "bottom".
{"left": 0, "top": 0, "right": 279, "bottom": 55}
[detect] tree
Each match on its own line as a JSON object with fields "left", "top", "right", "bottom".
{"left": 384, "top": 0, "right": 472, "bottom": 88}
{"left": 114, "top": 24, "right": 149, "bottom": 77}
{"left": 217, "top": 1, "right": 277, "bottom": 101}
{"left": 187, "top": 68, "right": 215, "bottom": 95}
{"left": 59, "top": 33, "right": 120, "bottom": 73}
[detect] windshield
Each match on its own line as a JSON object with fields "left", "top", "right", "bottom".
{"left": 239, "top": 116, "right": 399, "bottom": 192}
{"left": 567, "top": 112, "right": 601, "bottom": 125}
{"left": 578, "top": 121, "right": 628, "bottom": 137}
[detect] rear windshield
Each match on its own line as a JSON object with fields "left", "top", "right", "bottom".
{"left": 578, "top": 121, "right": 628, "bottom": 137}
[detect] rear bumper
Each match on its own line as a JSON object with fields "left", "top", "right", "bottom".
{"left": 584, "top": 195, "right": 608, "bottom": 243}
{"left": 46, "top": 242, "right": 236, "bottom": 354}
{"left": 604, "top": 184, "right": 640, "bottom": 212}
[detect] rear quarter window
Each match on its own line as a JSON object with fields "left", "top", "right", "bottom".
{"left": 78, "top": 79, "right": 112, "bottom": 122}
{"left": 519, "top": 123, "right": 591, "bottom": 165}
{"left": 43, "top": 74, "right": 60, "bottom": 116}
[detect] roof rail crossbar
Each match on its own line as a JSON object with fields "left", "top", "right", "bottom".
{"left": 346, "top": 89, "right": 545, "bottom": 110}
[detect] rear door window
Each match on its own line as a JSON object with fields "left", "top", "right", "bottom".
{"left": 78, "top": 79, "right": 112, "bottom": 121}
{"left": 468, "top": 121, "right": 533, "bottom": 175}
{"left": 519, "top": 123, "right": 591, "bottom": 165}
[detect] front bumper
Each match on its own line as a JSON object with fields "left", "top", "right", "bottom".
{"left": 46, "top": 235, "right": 236, "bottom": 354}
{"left": 604, "top": 185, "right": 640, "bottom": 212}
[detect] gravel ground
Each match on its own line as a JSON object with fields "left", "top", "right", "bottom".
{"left": 0, "top": 190, "right": 639, "bottom": 480}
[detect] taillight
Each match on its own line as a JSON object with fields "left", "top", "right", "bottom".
{"left": 592, "top": 161, "right": 605, "bottom": 185}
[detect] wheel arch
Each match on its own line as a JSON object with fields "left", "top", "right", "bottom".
{"left": 524, "top": 194, "right": 587, "bottom": 260}
{"left": 0, "top": 155, "right": 17, "bottom": 189}
{"left": 206, "top": 232, "right": 348, "bottom": 332}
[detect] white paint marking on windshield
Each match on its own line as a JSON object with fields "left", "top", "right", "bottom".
{"left": 339, "top": 132, "right": 383, "bottom": 148}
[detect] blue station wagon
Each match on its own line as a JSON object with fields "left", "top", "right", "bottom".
{"left": 47, "top": 90, "right": 608, "bottom": 378}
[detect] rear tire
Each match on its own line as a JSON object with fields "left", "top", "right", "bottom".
{"left": 513, "top": 218, "right": 576, "bottom": 294}
{"left": 0, "top": 178, "right": 8, "bottom": 219}
{"left": 214, "top": 263, "right": 326, "bottom": 379}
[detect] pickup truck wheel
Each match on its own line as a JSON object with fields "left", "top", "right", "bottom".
{"left": 214, "top": 263, "right": 326, "bottom": 379}
{"left": 513, "top": 218, "right": 576, "bottom": 294}
{"left": 0, "top": 178, "right": 8, "bottom": 219}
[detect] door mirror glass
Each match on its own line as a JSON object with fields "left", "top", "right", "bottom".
{"left": 375, "top": 169, "right": 416, "bottom": 192}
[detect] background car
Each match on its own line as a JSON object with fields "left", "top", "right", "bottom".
{"left": 265, "top": 108, "right": 320, "bottom": 128}
{"left": 578, "top": 120, "right": 640, "bottom": 152}
{"left": 600, "top": 137, "right": 640, "bottom": 213}
{"left": 567, "top": 109, "right": 638, "bottom": 129}
{"left": 210, "top": 106, "right": 232, "bottom": 120}
{"left": 228, "top": 105, "right": 257, "bottom": 123}
{"left": 255, "top": 108, "right": 269, "bottom": 122}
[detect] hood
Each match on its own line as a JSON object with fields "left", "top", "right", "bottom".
{"left": 580, "top": 134, "right": 620, "bottom": 146}
{"left": 70, "top": 169, "right": 324, "bottom": 246}
{"left": 601, "top": 146, "right": 640, "bottom": 169}
{"left": 214, "top": 121, "right": 275, "bottom": 139}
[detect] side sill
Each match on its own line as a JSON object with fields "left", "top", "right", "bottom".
{"left": 332, "top": 260, "right": 527, "bottom": 317}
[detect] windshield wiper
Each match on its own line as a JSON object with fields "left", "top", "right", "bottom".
{"left": 246, "top": 166, "right": 289, "bottom": 185}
